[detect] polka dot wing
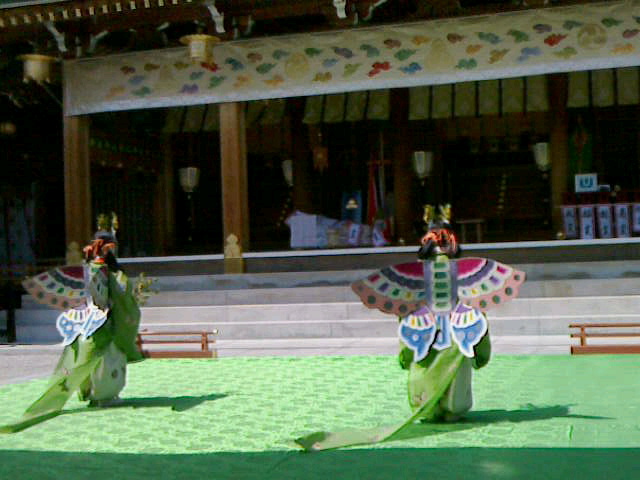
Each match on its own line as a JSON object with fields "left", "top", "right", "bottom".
{"left": 22, "top": 266, "right": 88, "bottom": 311}
{"left": 351, "top": 262, "right": 426, "bottom": 317}
{"left": 455, "top": 257, "right": 525, "bottom": 312}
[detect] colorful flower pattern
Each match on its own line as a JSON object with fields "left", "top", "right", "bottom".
{"left": 65, "top": 3, "right": 640, "bottom": 115}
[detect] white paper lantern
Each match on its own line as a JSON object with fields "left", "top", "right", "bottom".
{"left": 18, "top": 54, "right": 57, "bottom": 83}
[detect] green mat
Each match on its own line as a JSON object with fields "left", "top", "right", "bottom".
{"left": 0, "top": 355, "right": 639, "bottom": 479}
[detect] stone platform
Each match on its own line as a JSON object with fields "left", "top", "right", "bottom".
{"left": 11, "top": 259, "right": 640, "bottom": 358}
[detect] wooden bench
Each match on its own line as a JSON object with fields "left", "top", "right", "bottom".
{"left": 569, "top": 323, "right": 640, "bottom": 354}
{"left": 136, "top": 330, "right": 218, "bottom": 358}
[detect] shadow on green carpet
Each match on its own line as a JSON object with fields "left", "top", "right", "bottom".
{"left": 0, "top": 447, "right": 637, "bottom": 480}
{"left": 0, "top": 393, "right": 229, "bottom": 434}
{"left": 307, "top": 404, "right": 610, "bottom": 443}
{"left": 465, "top": 404, "right": 609, "bottom": 423}
{"left": 376, "top": 404, "right": 610, "bottom": 444}
{"left": 60, "top": 393, "right": 228, "bottom": 415}
{"left": 106, "top": 393, "right": 228, "bottom": 412}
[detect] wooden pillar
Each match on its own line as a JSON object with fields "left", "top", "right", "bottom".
{"left": 289, "top": 98, "right": 314, "bottom": 213}
{"left": 154, "top": 138, "right": 176, "bottom": 254}
{"left": 391, "top": 88, "right": 414, "bottom": 243}
{"left": 63, "top": 115, "right": 92, "bottom": 248}
{"left": 548, "top": 74, "right": 570, "bottom": 234}
{"left": 219, "top": 102, "right": 250, "bottom": 252}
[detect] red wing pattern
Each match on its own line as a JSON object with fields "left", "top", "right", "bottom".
{"left": 456, "top": 257, "right": 525, "bottom": 312}
{"left": 22, "top": 266, "right": 88, "bottom": 311}
{"left": 351, "top": 262, "right": 425, "bottom": 317}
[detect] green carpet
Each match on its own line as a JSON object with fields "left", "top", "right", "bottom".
{"left": 0, "top": 355, "right": 639, "bottom": 479}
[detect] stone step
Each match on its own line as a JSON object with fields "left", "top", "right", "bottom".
{"left": 17, "top": 297, "right": 640, "bottom": 344}
{"left": 138, "top": 295, "right": 640, "bottom": 321}
{"left": 18, "top": 275, "right": 640, "bottom": 309}
{"left": 124, "top": 259, "right": 640, "bottom": 291}
{"left": 138, "top": 278, "right": 640, "bottom": 306}
{"left": 138, "top": 314, "right": 640, "bottom": 340}
{"left": 213, "top": 335, "right": 575, "bottom": 356}
{"left": 18, "top": 291, "right": 640, "bottom": 321}
{"left": 7, "top": 333, "right": 640, "bottom": 363}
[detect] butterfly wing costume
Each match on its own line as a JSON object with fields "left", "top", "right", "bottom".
{"left": 353, "top": 256, "right": 524, "bottom": 420}
{"left": 296, "top": 206, "right": 525, "bottom": 450}
{"left": 2, "top": 217, "right": 142, "bottom": 433}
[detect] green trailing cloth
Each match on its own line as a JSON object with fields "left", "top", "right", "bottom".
{"left": 295, "top": 346, "right": 464, "bottom": 451}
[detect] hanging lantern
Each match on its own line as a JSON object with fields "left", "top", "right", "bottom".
{"left": 412, "top": 151, "right": 433, "bottom": 184}
{"left": 180, "top": 34, "right": 220, "bottom": 63}
{"left": 179, "top": 167, "right": 201, "bottom": 193}
{"left": 0, "top": 121, "right": 16, "bottom": 135}
{"left": 281, "top": 159, "right": 293, "bottom": 187}
{"left": 18, "top": 54, "right": 57, "bottom": 83}
{"left": 312, "top": 146, "right": 328, "bottom": 172}
{"left": 532, "top": 142, "right": 550, "bottom": 172}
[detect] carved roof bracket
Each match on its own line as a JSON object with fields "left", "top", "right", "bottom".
{"left": 362, "top": 0, "right": 387, "bottom": 22}
{"left": 205, "top": 1, "right": 225, "bottom": 33}
{"left": 44, "top": 21, "right": 67, "bottom": 53}
{"left": 333, "top": 0, "right": 347, "bottom": 19}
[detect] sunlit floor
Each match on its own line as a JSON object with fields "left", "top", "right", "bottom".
{"left": 0, "top": 354, "right": 638, "bottom": 479}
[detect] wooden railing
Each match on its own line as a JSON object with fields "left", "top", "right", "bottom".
{"left": 136, "top": 330, "right": 219, "bottom": 358}
{"left": 569, "top": 323, "right": 640, "bottom": 354}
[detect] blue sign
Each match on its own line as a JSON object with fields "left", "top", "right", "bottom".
{"left": 575, "top": 174, "right": 598, "bottom": 193}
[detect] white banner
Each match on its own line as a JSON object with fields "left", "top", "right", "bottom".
{"left": 632, "top": 203, "right": 640, "bottom": 233}
{"left": 614, "top": 203, "right": 631, "bottom": 237}
{"left": 596, "top": 204, "right": 613, "bottom": 238}
{"left": 64, "top": 1, "right": 640, "bottom": 115}
{"left": 348, "top": 223, "right": 362, "bottom": 246}
{"left": 579, "top": 205, "right": 595, "bottom": 240}
{"left": 561, "top": 205, "right": 578, "bottom": 239}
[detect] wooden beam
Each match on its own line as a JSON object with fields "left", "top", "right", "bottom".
{"left": 63, "top": 115, "right": 92, "bottom": 248}
{"left": 219, "top": 102, "right": 249, "bottom": 251}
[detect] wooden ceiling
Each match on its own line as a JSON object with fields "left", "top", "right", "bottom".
{"left": 0, "top": 0, "right": 622, "bottom": 109}
{"left": 0, "top": 0, "right": 621, "bottom": 54}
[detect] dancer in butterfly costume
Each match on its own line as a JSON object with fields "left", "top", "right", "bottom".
{"left": 296, "top": 205, "right": 525, "bottom": 450}
{"left": 355, "top": 205, "right": 525, "bottom": 422}
{"left": 1, "top": 213, "right": 143, "bottom": 433}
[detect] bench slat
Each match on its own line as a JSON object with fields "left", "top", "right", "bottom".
{"left": 570, "top": 332, "right": 640, "bottom": 338}
{"left": 137, "top": 330, "right": 217, "bottom": 359}
{"left": 571, "top": 345, "right": 640, "bottom": 355}
{"left": 139, "top": 331, "right": 218, "bottom": 336}
{"left": 570, "top": 322, "right": 640, "bottom": 355}
{"left": 139, "top": 339, "right": 210, "bottom": 344}
{"left": 569, "top": 323, "right": 640, "bottom": 328}
{"left": 142, "top": 350, "right": 215, "bottom": 359}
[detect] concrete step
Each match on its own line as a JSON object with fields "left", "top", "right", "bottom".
{"left": 16, "top": 295, "right": 640, "bottom": 345}
{"left": 19, "top": 270, "right": 640, "bottom": 309}
{"left": 8, "top": 333, "right": 640, "bottom": 364}
{"left": 24, "top": 291, "right": 640, "bottom": 316}
{"left": 119, "top": 278, "right": 640, "bottom": 305}
{"left": 138, "top": 295, "right": 640, "bottom": 321}
{"left": 122, "top": 259, "right": 640, "bottom": 290}
{"left": 141, "top": 335, "right": 574, "bottom": 356}
{"left": 139, "top": 312, "right": 640, "bottom": 340}
{"left": 1, "top": 336, "right": 570, "bottom": 357}
{"left": 14, "top": 267, "right": 640, "bottom": 347}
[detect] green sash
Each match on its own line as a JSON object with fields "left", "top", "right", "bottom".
{"left": 295, "top": 347, "right": 464, "bottom": 451}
